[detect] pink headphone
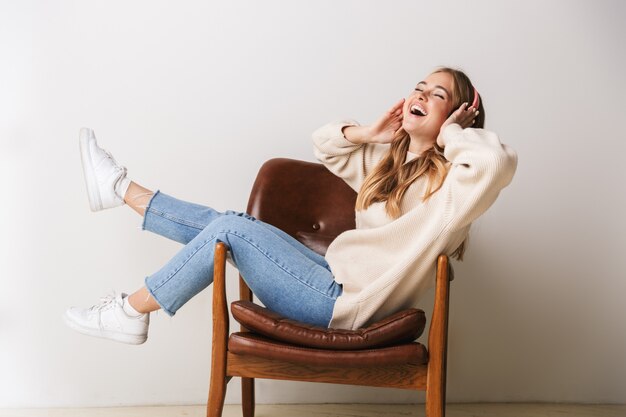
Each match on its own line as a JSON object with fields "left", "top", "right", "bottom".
{"left": 471, "top": 86, "right": 480, "bottom": 109}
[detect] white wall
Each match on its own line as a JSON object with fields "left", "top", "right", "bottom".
{"left": 1, "top": 0, "right": 624, "bottom": 408}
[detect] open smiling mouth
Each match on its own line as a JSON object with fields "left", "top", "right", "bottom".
{"left": 410, "top": 104, "right": 427, "bottom": 117}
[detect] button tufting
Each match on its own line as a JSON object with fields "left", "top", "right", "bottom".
{"left": 312, "top": 223, "right": 320, "bottom": 230}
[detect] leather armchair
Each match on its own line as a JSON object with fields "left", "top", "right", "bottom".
{"left": 206, "top": 158, "right": 454, "bottom": 417}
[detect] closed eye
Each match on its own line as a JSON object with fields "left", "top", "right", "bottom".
{"left": 414, "top": 88, "right": 445, "bottom": 99}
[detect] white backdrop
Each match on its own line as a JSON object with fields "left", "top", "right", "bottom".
{"left": 1, "top": 0, "right": 625, "bottom": 408}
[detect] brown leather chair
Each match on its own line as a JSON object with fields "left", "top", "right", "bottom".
{"left": 206, "top": 158, "right": 454, "bottom": 417}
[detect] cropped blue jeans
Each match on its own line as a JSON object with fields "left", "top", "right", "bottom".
{"left": 141, "top": 191, "right": 342, "bottom": 327}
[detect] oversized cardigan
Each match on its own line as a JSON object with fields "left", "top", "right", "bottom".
{"left": 312, "top": 120, "right": 518, "bottom": 330}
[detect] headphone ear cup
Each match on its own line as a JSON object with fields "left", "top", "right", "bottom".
{"left": 471, "top": 86, "right": 480, "bottom": 109}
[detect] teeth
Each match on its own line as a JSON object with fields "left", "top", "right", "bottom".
{"left": 410, "top": 104, "right": 427, "bottom": 116}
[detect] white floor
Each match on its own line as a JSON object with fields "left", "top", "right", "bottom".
{"left": 0, "top": 404, "right": 624, "bottom": 417}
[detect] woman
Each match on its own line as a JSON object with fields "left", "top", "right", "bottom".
{"left": 64, "top": 66, "right": 517, "bottom": 344}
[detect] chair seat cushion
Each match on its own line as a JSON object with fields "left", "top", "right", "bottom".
{"left": 228, "top": 332, "right": 428, "bottom": 367}
{"left": 231, "top": 301, "right": 426, "bottom": 350}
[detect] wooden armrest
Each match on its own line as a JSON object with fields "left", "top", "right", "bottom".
{"left": 212, "top": 242, "right": 230, "bottom": 336}
{"left": 210, "top": 242, "right": 230, "bottom": 390}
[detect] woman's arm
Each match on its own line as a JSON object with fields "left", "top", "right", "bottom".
{"left": 312, "top": 119, "right": 369, "bottom": 192}
{"left": 341, "top": 125, "right": 373, "bottom": 144}
{"left": 439, "top": 123, "right": 518, "bottom": 230}
{"left": 312, "top": 99, "right": 405, "bottom": 191}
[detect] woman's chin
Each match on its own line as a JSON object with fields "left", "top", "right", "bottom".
{"left": 402, "top": 121, "right": 420, "bottom": 135}
{"left": 402, "top": 122, "right": 438, "bottom": 143}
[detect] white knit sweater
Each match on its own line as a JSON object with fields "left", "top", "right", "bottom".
{"left": 312, "top": 120, "right": 518, "bottom": 330}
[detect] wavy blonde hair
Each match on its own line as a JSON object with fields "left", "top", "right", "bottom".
{"left": 354, "top": 66, "right": 485, "bottom": 261}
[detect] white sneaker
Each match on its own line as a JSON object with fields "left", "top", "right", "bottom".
{"left": 79, "top": 128, "right": 131, "bottom": 211}
{"left": 64, "top": 292, "right": 149, "bottom": 345}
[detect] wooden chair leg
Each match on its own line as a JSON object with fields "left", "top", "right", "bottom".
{"left": 239, "top": 274, "right": 256, "bottom": 417}
{"left": 241, "top": 377, "right": 255, "bottom": 417}
{"left": 425, "top": 376, "right": 445, "bottom": 417}
{"left": 425, "top": 255, "right": 451, "bottom": 417}
{"left": 207, "top": 373, "right": 228, "bottom": 417}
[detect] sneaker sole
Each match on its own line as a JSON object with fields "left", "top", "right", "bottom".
{"left": 79, "top": 128, "right": 103, "bottom": 212}
{"left": 63, "top": 311, "right": 147, "bottom": 345}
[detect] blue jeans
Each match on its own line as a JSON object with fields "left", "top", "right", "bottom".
{"left": 141, "top": 190, "right": 342, "bottom": 327}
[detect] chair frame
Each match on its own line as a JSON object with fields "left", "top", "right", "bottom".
{"left": 206, "top": 242, "right": 453, "bottom": 417}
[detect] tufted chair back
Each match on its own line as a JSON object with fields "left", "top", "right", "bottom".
{"left": 245, "top": 158, "right": 357, "bottom": 256}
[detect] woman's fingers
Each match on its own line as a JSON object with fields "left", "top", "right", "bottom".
{"left": 378, "top": 99, "right": 404, "bottom": 128}
{"left": 394, "top": 98, "right": 405, "bottom": 110}
{"left": 367, "top": 98, "right": 405, "bottom": 143}
{"left": 388, "top": 98, "right": 405, "bottom": 116}
{"left": 452, "top": 102, "right": 479, "bottom": 128}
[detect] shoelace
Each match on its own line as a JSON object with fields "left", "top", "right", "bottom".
{"left": 102, "top": 149, "right": 118, "bottom": 165}
{"left": 89, "top": 292, "right": 120, "bottom": 313}
{"left": 100, "top": 148, "right": 128, "bottom": 197}
{"left": 98, "top": 148, "right": 126, "bottom": 173}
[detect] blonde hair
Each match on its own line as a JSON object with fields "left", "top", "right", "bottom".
{"left": 354, "top": 66, "right": 485, "bottom": 261}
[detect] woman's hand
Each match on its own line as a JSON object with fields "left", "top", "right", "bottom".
{"left": 342, "top": 98, "right": 405, "bottom": 144}
{"left": 368, "top": 98, "right": 405, "bottom": 144}
{"left": 436, "top": 102, "right": 480, "bottom": 148}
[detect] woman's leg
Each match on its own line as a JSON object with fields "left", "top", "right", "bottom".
{"left": 127, "top": 286, "right": 160, "bottom": 313}
{"left": 136, "top": 189, "right": 331, "bottom": 269}
{"left": 131, "top": 213, "right": 341, "bottom": 326}
{"left": 87, "top": 125, "right": 330, "bottom": 268}
{"left": 72, "top": 129, "right": 338, "bottom": 339}
{"left": 65, "top": 214, "right": 339, "bottom": 344}
{"left": 124, "top": 181, "right": 154, "bottom": 216}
